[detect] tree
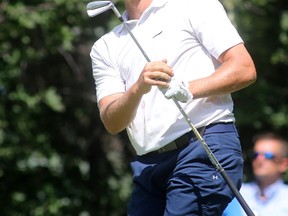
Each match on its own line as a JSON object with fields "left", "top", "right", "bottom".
{"left": 0, "top": 0, "right": 131, "bottom": 215}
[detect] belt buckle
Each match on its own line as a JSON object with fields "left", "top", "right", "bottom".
{"left": 158, "top": 141, "right": 177, "bottom": 153}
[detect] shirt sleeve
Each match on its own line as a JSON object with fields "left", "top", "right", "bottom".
{"left": 187, "top": 0, "right": 243, "bottom": 59}
{"left": 90, "top": 39, "right": 125, "bottom": 103}
{"left": 222, "top": 198, "right": 244, "bottom": 216}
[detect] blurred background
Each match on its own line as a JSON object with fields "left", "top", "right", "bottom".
{"left": 0, "top": 0, "right": 287, "bottom": 215}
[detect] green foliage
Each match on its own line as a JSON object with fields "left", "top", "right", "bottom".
{"left": 0, "top": 0, "right": 131, "bottom": 215}
{"left": 0, "top": 0, "right": 287, "bottom": 215}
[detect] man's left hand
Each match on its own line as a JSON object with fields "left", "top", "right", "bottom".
{"left": 159, "top": 78, "right": 193, "bottom": 103}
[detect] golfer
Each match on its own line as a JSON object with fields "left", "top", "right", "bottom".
{"left": 90, "top": 0, "right": 256, "bottom": 215}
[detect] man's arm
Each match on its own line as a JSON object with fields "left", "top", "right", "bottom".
{"left": 188, "top": 43, "right": 256, "bottom": 98}
{"left": 98, "top": 44, "right": 256, "bottom": 134}
{"left": 98, "top": 60, "right": 173, "bottom": 134}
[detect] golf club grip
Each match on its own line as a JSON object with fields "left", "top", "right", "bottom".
{"left": 220, "top": 170, "right": 255, "bottom": 216}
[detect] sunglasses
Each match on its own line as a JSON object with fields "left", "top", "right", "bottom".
{"left": 253, "top": 151, "right": 277, "bottom": 160}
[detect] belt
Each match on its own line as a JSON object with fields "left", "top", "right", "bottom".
{"left": 144, "top": 127, "right": 205, "bottom": 157}
{"left": 144, "top": 122, "right": 235, "bottom": 157}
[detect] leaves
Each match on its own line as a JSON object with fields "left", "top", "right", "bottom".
{"left": 43, "top": 88, "right": 65, "bottom": 112}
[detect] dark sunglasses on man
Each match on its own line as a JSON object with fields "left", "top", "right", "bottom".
{"left": 252, "top": 151, "right": 287, "bottom": 161}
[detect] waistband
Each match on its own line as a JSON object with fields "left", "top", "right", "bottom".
{"left": 203, "top": 122, "right": 236, "bottom": 134}
{"left": 143, "top": 122, "right": 236, "bottom": 157}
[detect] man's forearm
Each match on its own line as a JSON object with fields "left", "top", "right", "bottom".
{"left": 189, "top": 44, "right": 256, "bottom": 99}
{"left": 99, "top": 85, "right": 143, "bottom": 134}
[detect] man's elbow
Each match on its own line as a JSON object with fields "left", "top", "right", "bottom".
{"left": 245, "top": 64, "right": 257, "bottom": 86}
{"left": 101, "top": 119, "right": 125, "bottom": 135}
{"left": 107, "top": 127, "right": 124, "bottom": 135}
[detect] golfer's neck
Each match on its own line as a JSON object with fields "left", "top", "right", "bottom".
{"left": 125, "top": 0, "right": 152, "bottom": 19}
{"left": 257, "top": 175, "right": 280, "bottom": 191}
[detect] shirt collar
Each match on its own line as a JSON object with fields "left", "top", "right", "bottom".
{"left": 151, "top": 0, "right": 168, "bottom": 8}
{"left": 120, "top": 0, "right": 168, "bottom": 30}
{"left": 254, "top": 179, "right": 285, "bottom": 202}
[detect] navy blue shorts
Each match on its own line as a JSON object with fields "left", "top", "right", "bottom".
{"left": 127, "top": 123, "right": 244, "bottom": 216}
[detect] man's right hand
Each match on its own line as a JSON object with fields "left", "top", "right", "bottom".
{"left": 135, "top": 59, "right": 174, "bottom": 95}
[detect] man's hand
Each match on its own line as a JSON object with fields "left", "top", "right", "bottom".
{"left": 135, "top": 59, "right": 192, "bottom": 102}
{"left": 159, "top": 77, "right": 193, "bottom": 103}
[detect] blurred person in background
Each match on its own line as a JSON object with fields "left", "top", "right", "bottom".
{"left": 223, "top": 132, "right": 288, "bottom": 216}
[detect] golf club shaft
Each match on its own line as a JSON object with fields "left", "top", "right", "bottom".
{"left": 111, "top": 8, "right": 151, "bottom": 62}
{"left": 121, "top": 21, "right": 151, "bottom": 62}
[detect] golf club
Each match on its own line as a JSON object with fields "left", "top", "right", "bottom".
{"left": 87, "top": 1, "right": 150, "bottom": 62}
{"left": 87, "top": 1, "right": 254, "bottom": 215}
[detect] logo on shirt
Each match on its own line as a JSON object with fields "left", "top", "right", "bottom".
{"left": 152, "top": 30, "right": 163, "bottom": 38}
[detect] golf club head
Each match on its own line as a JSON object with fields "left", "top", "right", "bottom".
{"left": 86, "top": 1, "right": 114, "bottom": 17}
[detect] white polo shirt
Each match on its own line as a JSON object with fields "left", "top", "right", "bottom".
{"left": 90, "top": 0, "right": 243, "bottom": 155}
